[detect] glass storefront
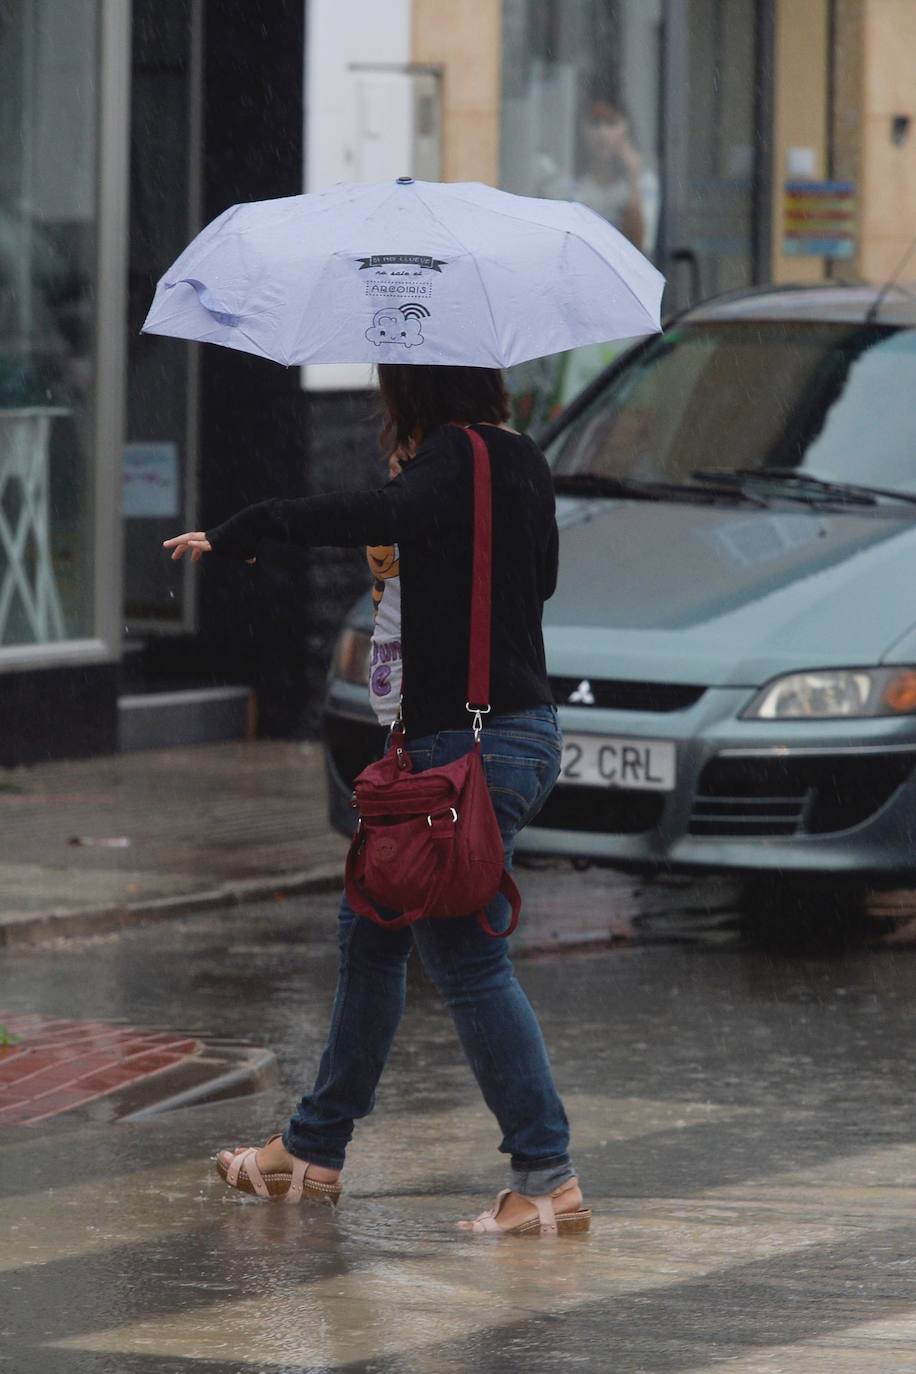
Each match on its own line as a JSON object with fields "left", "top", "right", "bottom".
{"left": 0, "top": 0, "right": 99, "bottom": 647}
{"left": 501, "top": 0, "right": 664, "bottom": 426}
{"left": 501, "top": 0, "right": 662, "bottom": 257}
{"left": 500, "top": 0, "right": 766, "bottom": 428}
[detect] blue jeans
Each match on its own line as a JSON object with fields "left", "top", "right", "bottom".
{"left": 284, "top": 705, "right": 574, "bottom": 1196}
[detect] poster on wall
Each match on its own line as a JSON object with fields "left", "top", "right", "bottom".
{"left": 122, "top": 442, "right": 180, "bottom": 518}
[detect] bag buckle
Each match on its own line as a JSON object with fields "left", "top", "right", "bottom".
{"left": 427, "top": 807, "right": 458, "bottom": 827}
{"left": 466, "top": 701, "right": 491, "bottom": 742}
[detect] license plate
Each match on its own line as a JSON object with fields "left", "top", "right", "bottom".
{"left": 560, "top": 733, "right": 676, "bottom": 792}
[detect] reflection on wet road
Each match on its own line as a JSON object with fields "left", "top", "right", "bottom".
{"left": 5, "top": 870, "right": 916, "bottom": 1372}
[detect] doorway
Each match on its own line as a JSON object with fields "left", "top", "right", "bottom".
{"left": 124, "top": 0, "right": 201, "bottom": 645}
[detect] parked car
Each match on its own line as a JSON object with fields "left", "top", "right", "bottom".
{"left": 322, "top": 284, "right": 916, "bottom": 890}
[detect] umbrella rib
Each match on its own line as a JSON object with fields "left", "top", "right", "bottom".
{"left": 424, "top": 186, "right": 585, "bottom": 236}
{"left": 284, "top": 183, "right": 414, "bottom": 364}
{"left": 283, "top": 258, "right": 334, "bottom": 368}
{"left": 420, "top": 185, "right": 585, "bottom": 234}
{"left": 412, "top": 185, "right": 503, "bottom": 362}
{"left": 566, "top": 230, "right": 661, "bottom": 329}
{"left": 433, "top": 223, "right": 502, "bottom": 365}
{"left": 423, "top": 188, "right": 660, "bottom": 331}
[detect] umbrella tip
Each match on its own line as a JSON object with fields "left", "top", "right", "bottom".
{"left": 396, "top": 176, "right": 414, "bottom": 185}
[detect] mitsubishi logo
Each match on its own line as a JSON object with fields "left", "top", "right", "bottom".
{"left": 568, "top": 679, "right": 596, "bottom": 705}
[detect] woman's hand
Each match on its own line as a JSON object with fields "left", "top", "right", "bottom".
{"left": 163, "top": 531, "right": 212, "bottom": 562}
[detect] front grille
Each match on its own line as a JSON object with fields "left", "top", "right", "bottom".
{"left": 551, "top": 677, "right": 705, "bottom": 712}
{"left": 690, "top": 753, "right": 915, "bottom": 838}
{"left": 533, "top": 784, "right": 664, "bottom": 834}
{"left": 323, "top": 714, "right": 387, "bottom": 788}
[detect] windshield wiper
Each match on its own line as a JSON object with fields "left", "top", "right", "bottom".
{"left": 553, "top": 473, "right": 664, "bottom": 500}
{"left": 752, "top": 468, "right": 916, "bottom": 507}
{"left": 554, "top": 472, "right": 770, "bottom": 507}
{"left": 692, "top": 467, "right": 880, "bottom": 507}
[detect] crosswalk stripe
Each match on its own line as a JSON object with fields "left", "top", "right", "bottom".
{"left": 0, "top": 1157, "right": 211, "bottom": 1273}
{"left": 45, "top": 1206, "right": 885, "bottom": 1369}
{"left": 0, "top": 1094, "right": 748, "bottom": 1272}
{"left": 15, "top": 1102, "right": 916, "bottom": 1370}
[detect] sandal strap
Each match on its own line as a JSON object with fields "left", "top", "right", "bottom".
{"left": 532, "top": 1194, "right": 557, "bottom": 1237}
{"left": 242, "top": 1147, "right": 270, "bottom": 1199}
{"left": 221, "top": 1139, "right": 340, "bottom": 1204}
{"left": 225, "top": 1149, "right": 246, "bottom": 1188}
{"left": 469, "top": 1188, "right": 559, "bottom": 1235}
{"left": 285, "top": 1157, "right": 309, "bottom": 1205}
{"left": 223, "top": 1136, "right": 283, "bottom": 1192}
{"left": 470, "top": 1189, "right": 511, "bottom": 1233}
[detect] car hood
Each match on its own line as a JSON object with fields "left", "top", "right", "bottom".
{"left": 545, "top": 497, "right": 916, "bottom": 686}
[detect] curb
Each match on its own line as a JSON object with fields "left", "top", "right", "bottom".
{"left": 0, "top": 1036, "right": 282, "bottom": 1135}
{"left": 0, "top": 867, "right": 344, "bottom": 949}
{"left": 1, "top": 870, "right": 626, "bottom": 958}
{"left": 121, "top": 1044, "right": 280, "bottom": 1120}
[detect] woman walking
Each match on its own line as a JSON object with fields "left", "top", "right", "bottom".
{"left": 165, "top": 362, "right": 589, "bottom": 1237}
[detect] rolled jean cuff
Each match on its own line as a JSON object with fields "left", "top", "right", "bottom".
{"left": 282, "top": 1128, "right": 346, "bottom": 1171}
{"left": 510, "top": 1155, "right": 575, "bottom": 1197}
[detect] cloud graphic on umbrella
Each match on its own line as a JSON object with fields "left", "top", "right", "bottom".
{"left": 366, "top": 303, "right": 429, "bottom": 348}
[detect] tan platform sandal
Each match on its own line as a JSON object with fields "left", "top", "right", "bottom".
{"left": 215, "top": 1135, "right": 342, "bottom": 1205}
{"left": 464, "top": 1181, "right": 591, "bottom": 1237}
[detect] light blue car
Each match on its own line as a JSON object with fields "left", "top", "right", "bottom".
{"left": 323, "top": 284, "right": 916, "bottom": 888}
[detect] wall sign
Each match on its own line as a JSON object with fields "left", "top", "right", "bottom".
{"left": 783, "top": 180, "right": 856, "bottom": 258}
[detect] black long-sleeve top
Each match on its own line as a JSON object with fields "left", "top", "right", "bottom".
{"left": 207, "top": 423, "right": 558, "bottom": 739}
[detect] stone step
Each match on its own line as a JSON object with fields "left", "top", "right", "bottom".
{"left": 117, "top": 686, "right": 253, "bottom": 752}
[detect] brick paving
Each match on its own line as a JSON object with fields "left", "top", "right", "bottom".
{"left": 0, "top": 1013, "right": 203, "bottom": 1125}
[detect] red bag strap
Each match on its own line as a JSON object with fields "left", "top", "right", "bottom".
{"left": 460, "top": 425, "right": 493, "bottom": 712}
{"left": 475, "top": 871, "right": 522, "bottom": 938}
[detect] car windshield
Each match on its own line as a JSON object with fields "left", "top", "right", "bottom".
{"left": 546, "top": 320, "right": 916, "bottom": 497}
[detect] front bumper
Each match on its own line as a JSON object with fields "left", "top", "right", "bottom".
{"left": 521, "top": 691, "right": 916, "bottom": 880}
{"left": 322, "top": 677, "right": 916, "bottom": 881}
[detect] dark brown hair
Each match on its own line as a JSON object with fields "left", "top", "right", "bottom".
{"left": 377, "top": 364, "right": 510, "bottom": 455}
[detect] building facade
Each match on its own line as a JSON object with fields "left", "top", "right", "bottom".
{"left": 1, "top": 0, "right": 913, "bottom": 765}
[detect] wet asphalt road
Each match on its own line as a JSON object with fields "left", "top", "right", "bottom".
{"left": 5, "top": 873, "right": 916, "bottom": 1372}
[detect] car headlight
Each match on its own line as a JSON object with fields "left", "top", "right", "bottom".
{"left": 743, "top": 668, "right": 916, "bottom": 720}
{"left": 333, "top": 627, "right": 371, "bottom": 686}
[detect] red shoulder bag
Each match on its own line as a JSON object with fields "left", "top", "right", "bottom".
{"left": 344, "top": 425, "right": 522, "bottom": 938}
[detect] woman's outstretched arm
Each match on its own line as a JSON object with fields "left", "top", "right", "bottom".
{"left": 164, "top": 438, "right": 459, "bottom": 563}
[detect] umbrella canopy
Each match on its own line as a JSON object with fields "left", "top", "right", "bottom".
{"left": 142, "top": 178, "right": 665, "bottom": 369}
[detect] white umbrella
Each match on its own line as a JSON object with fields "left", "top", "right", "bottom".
{"left": 142, "top": 178, "right": 664, "bottom": 369}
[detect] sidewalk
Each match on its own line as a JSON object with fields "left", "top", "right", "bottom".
{"left": 5, "top": 739, "right": 913, "bottom": 954}
{"left": 0, "top": 740, "right": 348, "bottom": 945}
{"left": 0, "top": 736, "right": 720, "bottom": 954}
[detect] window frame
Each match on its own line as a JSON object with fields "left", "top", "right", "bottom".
{"left": 0, "top": 0, "right": 129, "bottom": 673}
